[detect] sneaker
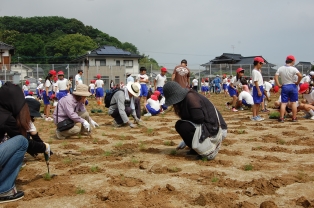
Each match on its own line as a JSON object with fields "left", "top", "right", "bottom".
{"left": 251, "top": 116, "right": 262, "bottom": 122}
{"left": 225, "top": 102, "right": 230, "bottom": 109}
{"left": 144, "top": 113, "right": 152, "bottom": 117}
{"left": 303, "top": 113, "right": 311, "bottom": 119}
{"left": 0, "top": 186, "right": 24, "bottom": 204}
{"left": 45, "top": 117, "right": 53, "bottom": 121}
{"left": 55, "top": 130, "right": 66, "bottom": 140}
{"left": 238, "top": 107, "right": 244, "bottom": 111}
{"left": 310, "top": 116, "right": 314, "bottom": 120}
{"left": 232, "top": 108, "right": 238, "bottom": 112}
{"left": 278, "top": 117, "right": 284, "bottom": 123}
{"left": 251, "top": 116, "right": 257, "bottom": 121}
{"left": 291, "top": 117, "right": 298, "bottom": 122}
{"left": 113, "top": 120, "right": 122, "bottom": 127}
{"left": 256, "top": 115, "right": 265, "bottom": 121}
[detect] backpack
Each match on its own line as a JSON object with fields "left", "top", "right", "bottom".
{"left": 104, "top": 89, "right": 123, "bottom": 108}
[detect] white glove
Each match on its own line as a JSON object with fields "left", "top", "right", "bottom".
{"left": 82, "top": 120, "right": 90, "bottom": 131}
{"left": 129, "top": 123, "right": 136, "bottom": 128}
{"left": 90, "top": 119, "right": 99, "bottom": 128}
{"left": 176, "top": 141, "right": 186, "bottom": 150}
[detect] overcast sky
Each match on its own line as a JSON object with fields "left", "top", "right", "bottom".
{"left": 1, "top": 0, "right": 314, "bottom": 68}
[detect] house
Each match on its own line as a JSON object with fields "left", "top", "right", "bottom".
{"left": 71, "top": 45, "right": 143, "bottom": 89}
{"left": 0, "top": 41, "right": 16, "bottom": 82}
{"left": 295, "top": 61, "right": 313, "bottom": 75}
{"left": 201, "top": 53, "right": 276, "bottom": 78}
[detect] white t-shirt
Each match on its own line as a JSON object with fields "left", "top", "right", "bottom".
{"left": 222, "top": 78, "right": 228, "bottom": 84}
{"left": 22, "top": 85, "right": 29, "bottom": 91}
{"left": 204, "top": 82, "right": 209, "bottom": 87}
{"left": 37, "top": 83, "right": 43, "bottom": 90}
{"left": 57, "top": 78, "right": 68, "bottom": 91}
{"left": 252, "top": 69, "right": 263, "bottom": 86}
{"left": 137, "top": 74, "right": 149, "bottom": 84}
{"left": 53, "top": 82, "right": 58, "bottom": 93}
{"left": 95, "top": 80, "right": 104, "bottom": 88}
{"left": 269, "top": 79, "right": 275, "bottom": 85}
{"left": 238, "top": 91, "right": 254, "bottom": 105}
{"left": 155, "top": 74, "right": 167, "bottom": 87}
{"left": 303, "top": 91, "right": 314, "bottom": 104}
{"left": 45, "top": 79, "right": 53, "bottom": 91}
{"left": 75, "top": 74, "right": 83, "bottom": 89}
{"left": 159, "top": 96, "right": 165, "bottom": 106}
{"left": 300, "top": 76, "right": 311, "bottom": 84}
{"left": 263, "top": 81, "right": 272, "bottom": 92}
{"left": 230, "top": 76, "right": 241, "bottom": 87}
{"left": 89, "top": 83, "right": 95, "bottom": 90}
{"left": 192, "top": 79, "right": 198, "bottom": 86}
{"left": 147, "top": 98, "right": 160, "bottom": 111}
{"left": 25, "top": 95, "right": 35, "bottom": 99}
{"left": 127, "top": 76, "right": 134, "bottom": 83}
{"left": 275, "top": 65, "right": 300, "bottom": 85}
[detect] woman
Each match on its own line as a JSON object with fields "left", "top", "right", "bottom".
{"left": 0, "top": 82, "right": 29, "bottom": 203}
{"left": 43, "top": 70, "right": 56, "bottom": 121}
{"left": 226, "top": 68, "right": 245, "bottom": 112}
{"left": 163, "top": 81, "right": 227, "bottom": 160}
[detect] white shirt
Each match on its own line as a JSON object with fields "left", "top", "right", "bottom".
{"left": 275, "top": 65, "right": 300, "bottom": 85}
{"left": 75, "top": 74, "right": 83, "bottom": 89}
{"left": 25, "top": 95, "right": 35, "bottom": 99}
{"left": 252, "top": 69, "right": 263, "bottom": 86}
{"left": 147, "top": 98, "right": 160, "bottom": 111}
{"left": 127, "top": 76, "right": 134, "bottom": 83}
{"left": 238, "top": 91, "right": 254, "bottom": 105}
{"left": 269, "top": 80, "right": 275, "bottom": 85}
{"left": 263, "top": 81, "right": 272, "bottom": 92}
{"left": 37, "top": 83, "right": 43, "bottom": 90}
{"left": 222, "top": 78, "right": 228, "bottom": 84}
{"left": 136, "top": 74, "right": 149, "bottom": 84}
{"left": 155, "top": 74, "right": 167, "bottom": 87}
{"left": 89, "top": 83, "right": 95, "bottom": 90}
{"left": 95, "top": 80, "right": 104, "bottom": 88}
{"left": 27, "top": 122, "right": 36, "bottom": 132}
{"left": 192, "top": 79, "right": 198, "bottom": 86}
{"left": 57, "top": 78, "right": 68, "bottom": 91}
{"left": 159, "top": 96, "right": 165, "bottom": 106}
{"left": 230, "top": 76, "right": 241, "bottom": 87}
{"left": 204, "top": 82, "right": 209, "bottom": 87}
{"left": 300, "top": 76, "right": 311, "bottom": 84}
{"left": 45, "top": 79, "right": 53, "bottom": 91}
{"left": 53, "top": 82, "right": 58, "bottom": 92}
{"left": 303, "top": 91, "right": 314, "bottom": 104}
{"left": 22, "top": 85, "right": 29, "bottom": 91}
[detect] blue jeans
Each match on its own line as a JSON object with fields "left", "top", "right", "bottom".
{"left": 0, "top": 135, "right": 28, "bottom": 194}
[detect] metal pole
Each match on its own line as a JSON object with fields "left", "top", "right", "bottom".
{"left": 230, "top": 64, "right": 232, "bottom": 76}
{"left": 209, "top": 64, "right": 211, "bottom": 77}
{"left": 199, "top": 65, "right": 201, "bottom": 92}
{"left": 37, "top": 64, "right": 39, "bottom": 80}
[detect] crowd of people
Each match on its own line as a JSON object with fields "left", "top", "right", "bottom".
{"left": 1, "top": 55, "right": 314, "bottom": 204}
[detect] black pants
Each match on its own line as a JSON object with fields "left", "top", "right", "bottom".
{"left": 175, "top": 120, "right": 196, "bottom": 148}
{"left": 111, "top": 97, "right": 141, "bottom": 124}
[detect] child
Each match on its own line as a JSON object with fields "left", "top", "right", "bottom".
{"left": 226, "top": 68, "right": 244, "bottom": 112}
{"left": 136, "top": 67, "right": 149, "bottom": 104}
{"left": 25, "top": 98, "right": 52, "bottom": 160}
{"left": 203, "top": 78, "right": 210, "bottom": 98}
{"left": 22, "top": 80, "right": 30, "bottom": 96}
{"left": 36, "top": 78, "right": 43, "bottom": 100}
{"left": 68, "top": 76, "right": 73, "bottom": 94}
{"left": 89, "top": 80, "right": 95, "bottom": 96}
{"left": 120, "top": 81, "right": 125, "bottom": 89}
{"left": 154, "top": 67, "right": 167, "bottom": 95}
{"left": 154, "top": 90, "right": 167, "bottom": 113}
{"left": 95, "top": 74, "right": 104, "bottom": 105}
{"left": 144, "top": 94, "right": 160, "bottom": 116}
{"left": 261, "top": 80, "right": 273, "bottom": 112}
{"left": 43, "top": 70, "right": 56, "bottom": 121}
{"left": 298, "top": 83, "right": 314, "bottom": 119}
{"left": 251, "top": 57, "right": 265, "bottom": 121}
{"left": 222, "top": 74, "right": 228, "bottom": 97}
{"left": 56, "top": 71, "right": 68, "bottom": 100}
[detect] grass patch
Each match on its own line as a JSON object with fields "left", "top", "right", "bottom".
{"left": 76, "top": 187, "right": 85, "bottom": 194}
{"left": 103, "top": 151, "right": 111, "bottom": 156}
{"left": 90, "top": 165, "right": 99, "bottom": 172}
{"left": 43, "top": 173, "right": 52, "bottom": 181}
{"left": 115, "top": 141, "right": 123, "bottom": 147}
{"left": 131, "top": 158, "right": 139, "bottom": 164}
{"left": 211, "top": 176, "right": 219, "bottom": 182}
{"left": 139, "top": 141, "right": 146, "bottom": 150}
{"left": 170, "top": 149, "right": 177, "bottom": 155}
{"left": 78, "top": 147, "right": 86, "bottom": 152}
{"left": 278, "top": 139, "right": 286, "bottom": 145}
{"left": 244, "top": 164, "right": 253, "bottom": 171}
{"left": 63, "top": 158, "right": 72, "bottom": 164}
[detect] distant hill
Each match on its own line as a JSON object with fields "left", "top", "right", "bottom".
{"left": 0, "top": 16, "right": 139, "bottom": 63}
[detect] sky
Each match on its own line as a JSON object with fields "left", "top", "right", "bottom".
{"left": 1, "top": 0, "right": 314, "bottom": 69}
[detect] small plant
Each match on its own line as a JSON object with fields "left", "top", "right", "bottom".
{"left": 78, "top": 134, "right": 82, "bottom": 139}
{"left": 211, "top": 176, "right": 219, "bottom": 182}
{"left": 170, "top": 149, "right": 177, "bottom": 155}
{"left": 63, "top": 158, "right": 72, "bottom": 164}
{"left": 170, "top": 167, "right": 179, "bottom": 172}
{"left": 76, "top": 187, "right": 85, "bottom": 194}
{"left": 93, "top": 138, "right": 98, "bottom": 143}
{"left": 147, "top": 128, "right": 153, "bottom": 134}
{"left": 269, "top": 111, "right": 280, "bottom": 119}
{"left": 202, "top": 157, "right": 208, "bottom": 162}
{"left": 139, "top": 141, "right": 146, "bottom": 150}
{"left": 43, "top": 173, "right": 52, "bottom": 181}
{"left": 244, "top": 164, "right": 253, "bottom": 171}
{"left": 102, "top": 132, "right": 106, "bottom": 136}
{"left": 48, "top": 138, "right": 53, "bottom": 144}
{"left": 103, "top": 151, "right": 111, "bottom": 156}
{"left": 61, "top": 141, "right": 68, "bottom": 147}
{"left": 79, "top": 147, "right": 86, "bottom": 152}
{"left": 164, "top": 141, "right": 171, "bottom": 146}
{"left": 131, "top": 158, "right": 139, "bottom": 164}
{"left": 90, "top": 165, "right": 99, "bottom": 172}
{"left": 237, "top": 129, "right": 245, "bottom": 134}
{"left": 120, "top": 134, "right": 126, "bottom": 140}
{"left": 115, "top": 141, "right": 123, "bottom": 147}
{"left": 278, "top": 139, "right": 286, "bottom": 145}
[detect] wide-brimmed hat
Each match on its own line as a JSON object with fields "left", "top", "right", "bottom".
{"left": 25, "top": 98, "right": 41, "bottom": 117}
{"left": 73, "top": 84, "right": 91, "bottom": 97}
{"left": 127, "top": 82, "right": 140, "bottom": 97}
{"left": 164, "top": 81, "right": 189, "bottom": 106}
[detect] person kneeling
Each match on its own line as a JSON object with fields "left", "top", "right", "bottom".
{"left": 144, "top": 94, "right": 160, "bottom": 116}
{"left": 53, "top": 84, "right": 99, "bottom": 139}
{"left": 164, "top": 81, "right": 228, "bottom": 160}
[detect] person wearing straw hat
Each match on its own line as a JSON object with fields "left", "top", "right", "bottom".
{"left": 108, "top": 82, "right": 141, "bottom": 128}
{"left": 163, "top": 81, "right": 227, "bottom": 160}
{"left": 53, "top": 84, "right": 99, "bottom": 139}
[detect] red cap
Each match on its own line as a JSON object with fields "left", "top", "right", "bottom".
{"left": 49, "top": 70, "right": 57, "bottom": 76}
{"left": 50, "top": 94, "right": 55, "bottom": 99}
{"left": 254, "top": 57, "right": 265, "bottom": 63}
{"left": 25, "top": 80, "right": 30, "bottom": 85}
{"left": 28, "top": 91, "right": 33, "bottom": 95}
{"left": 57, "top": 71, "right": 64, "bottom": 75}
{"left": 273, "top": 86, "right": 279, "bottom": 93}
{"left": 153, "top": 90, "right": 161, "bottom": 97}
{"left": 236, "top": 68, "right": 244, "bottom": 73}
{"left": 286, "top": 55, "right": 295, "bottom": 61}
{"left": 96, "top": 74, "right": 101, "bottom": 79}
{"left": 53, "top": 77, "right": 58, "bottom": 81}
{"left": 161, "top": 67, "right": 167, "bottom": 72}
{"left": 299, "top": 83, "right": 309, "bottom": 94}
{"left": 151, "top": 95, "right": 158, "bottom": 101}
{"left": 205, "top": 78, "right": 209, "bottom": 82}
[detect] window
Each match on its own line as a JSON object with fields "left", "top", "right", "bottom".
{"left": 116, "top": 60, "right": 120, "bottom": 66}
{"left": 115, "top": 76, "right": 119, "bottom": 86}
{"left": 123, "top": 60, "right": 133, "bottom": 67}
{"left": 95, "top": 59, "right": 106, "bottom": 66}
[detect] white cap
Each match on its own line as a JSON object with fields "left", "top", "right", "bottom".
{"left": 303, "top": 74, "right": 306, "bottom": 77}
{"left": 38, "top": 78, "right": 42, "bottom": 81}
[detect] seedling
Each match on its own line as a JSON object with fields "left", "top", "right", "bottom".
{"left": 103, "top": 151, "right": 111, "bottom": 156}
{"left": 164, "top": 141, "right": 171, "bottom": 146}
{"left": 90, "top": 165, "right": 99, "bottom": 172}
{"left": 120, "top": 134, "right": 126, "bottom": 140}
{"left": 244, "top": 164, "right": 253, "bottom": 171}
{"left": 102, "top": 132, "right": 106, "bottom": 136}
{"left": 115, "top": 141, "right": 123, "bottom": 147}
{"left": 201, "top": 157, "right": 208, "bottom": 162}
{"left": 211, "top": 176, "right": 219, "bottom": 182}
{"left": 170, "top": 167, "right": 179, "bottom": 172}
{"left": 43, "top": 173, "right": 53, "bottom": 181}
{"left": 278, "top": 139, "right": 286, "bottom": 145}
{"left": 63, "top": 158, "right": 72, "bottom": 164}
{"left": 79, "top": 147, "right": 86, "bottom": 152}
{"left": 78, "top": 134, "right": 82, "bottom": 139}
{"left": 237, "top": 129, "right": 245, "bottom": 134}
{"left": 170, "top": 149, "right": 177, "bottom": 155}
{"left": 76, "top": 187, "right": 85, "bottom": 194}
{"left": 131, "top": 158, "right": 139, "bottom": 164}
{"left": 93, "top": 138, "right": 98, "bottom": 143}
{"left": 139, "top": 141, "right": 146, "bottom": 150}
{"left": 48, "top": 138, "right": 53, "bottom": 144}
{"left": 61, "top": 141, "right": 68, "bottom": 147}
{"left": 147, "top": 128, "right": 153, "bottom": 134}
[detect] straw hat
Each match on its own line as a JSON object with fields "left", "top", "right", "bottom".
{"left": 73, "top": 84, "right": 91, "bottom": 97}
{"left": 127, "top": 82, "right": 140, "bottom": 97}
{"left": 163, "top": 81, "right": 189, "bottom": 106}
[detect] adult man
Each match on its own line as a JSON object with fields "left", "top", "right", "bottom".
{"left": 213, "top": 75, "right": 221, "bottom": 93}
{"left": 53, "top": 84, "right": 99, "bottom": 139}
{"left": 126, "top": 72, "right": 134, "bottom": 83}
{"left": 172, "top": 59, "right": 190, "bottom": 88}
{"left": 108, "top": 82, "right": 141, "bottom": 128}
{"left": 75, "top": 69, "right": 83, "bottom": 90}
{"left": 192, "top": 77, "right": 198, "bottom": 92}
{"left": 274, "top": 55, "right": 302, "bottom": 122}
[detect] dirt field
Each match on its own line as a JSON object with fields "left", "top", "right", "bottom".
{"left": 6, "top": 92, "right": 314, "bottom": 208}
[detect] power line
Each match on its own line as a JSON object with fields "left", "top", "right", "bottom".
{"left": 142, "top": 50, "right": 217, "bottom": 57}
